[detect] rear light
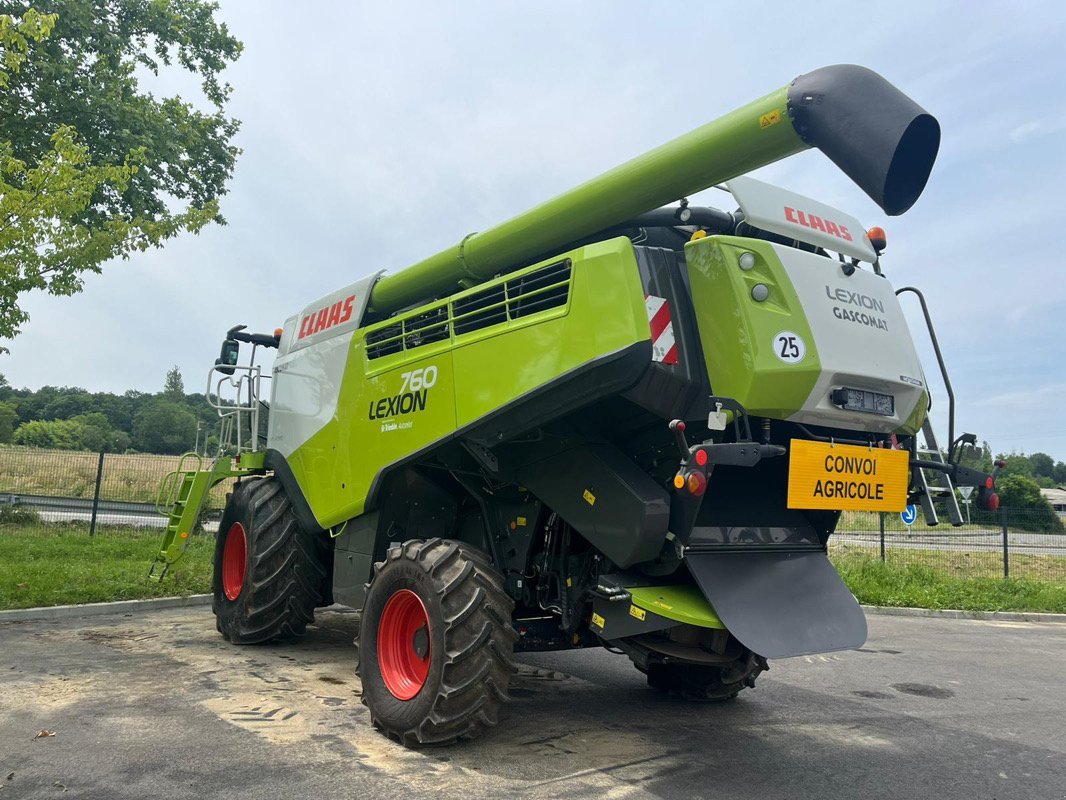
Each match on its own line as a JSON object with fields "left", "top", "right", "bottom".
{"left": 985, "top": 477, "right": 994, "bottom": 489}
{"left": 988, "top": 493, "right": 1000, "bottom": 512}
{"left": 686, "top": 471, "right": 707, "bottom": 496}
{"left": 694, "top": 449, "right": 708, "bottom": 467}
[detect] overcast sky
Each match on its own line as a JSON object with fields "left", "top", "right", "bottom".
{"left": 3, "top": 1, "right": 1065, "bottom": 460}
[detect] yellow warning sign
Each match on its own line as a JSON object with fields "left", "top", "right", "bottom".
{"left": 787, "top": 439, "right": 909, "bottom": 512}
{"left": 591, "top": 612, "right": 605, "bottom": 631}
{"left": 629, "top": 605, "right": 646, "bottom": 622}
{"left": 759, "top": 109, "right": 783, "bottom": 129}
{"left": 582, "top": 489, "right": 596, "bottom": 506}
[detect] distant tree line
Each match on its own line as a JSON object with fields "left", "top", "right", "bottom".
{"left": 0, "top": 367, "right": 220, "bottom": 455}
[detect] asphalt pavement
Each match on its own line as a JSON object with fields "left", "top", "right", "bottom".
{"left": 0, "top": 606, "right": 1063, "bottom": 799}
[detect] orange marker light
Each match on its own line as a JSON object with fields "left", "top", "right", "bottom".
{"left": 673, "top": 474, "right": 685, "bottom": 489}
{"left": 867, "top": 226, "right": 887, "bottom": 253}
{"left": 689, "top": 230, "right": 707, "bottom": 242}
{"left": 180, "top": 531, "right": 188, "bottom": 540}
{"left": 686, "top": 471, "right": 707, "bottom": 496}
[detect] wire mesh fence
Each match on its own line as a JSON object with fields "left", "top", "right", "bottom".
{"left": 829, "top": 509, "right": 1066, "bottom": 582}
{"left": 0, "top": 445, "right": 236, "bottom": 540}
{"left": 1, "top": 444, "right": 1064, "bottom": 584}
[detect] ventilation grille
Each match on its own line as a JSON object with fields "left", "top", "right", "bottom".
{"left": 365, "top": 259, "right": 571, "bottom": 360}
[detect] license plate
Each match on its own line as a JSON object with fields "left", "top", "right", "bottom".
{"left": 787, "top": 439, "right": 909, "bottom": 512}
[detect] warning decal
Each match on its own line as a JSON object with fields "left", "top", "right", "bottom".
{"left": 645, "top": 295, "right": 678, "bottom": 365}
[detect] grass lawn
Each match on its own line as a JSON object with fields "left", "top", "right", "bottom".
{"left": 0, "top": 525, "right": 212, "bottom": 610}
{"left": 833, "top": 551, "right": 1066, "bottom": 614}
{"left": 2, "top": 524, "right": 1063, "bottom": 615}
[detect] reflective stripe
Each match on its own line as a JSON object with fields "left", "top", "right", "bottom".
{"left": 645, "top": 295, "right": 678, "bottom": 365}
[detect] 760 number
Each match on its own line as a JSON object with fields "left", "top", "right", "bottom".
{"left": 400, "top": 366, "right": 438, "bottom": 392}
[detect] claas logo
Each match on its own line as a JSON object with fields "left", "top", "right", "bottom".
{"left": 298, "top": 295, "right": 356, "bottom": 339}
{"left": 783, "top": 206, "right": 853, "bottom": 242}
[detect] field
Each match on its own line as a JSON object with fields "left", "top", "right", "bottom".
{"left": 0, "top": 526, "right": 212, "bottom": 609}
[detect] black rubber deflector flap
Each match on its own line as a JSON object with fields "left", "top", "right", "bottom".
{"left": 685, "top": 550, "right": 867, "bottom": 658}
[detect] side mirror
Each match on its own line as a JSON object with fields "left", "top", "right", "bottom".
{"left": 215, "top": 338, "right": 239, "bottom": 375}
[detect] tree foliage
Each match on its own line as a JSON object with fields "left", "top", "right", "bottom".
{"left": 163, "top": 365, "right": 185, "bottom": 400}
{"left": 0, "top": 1, "right": 242, "bottom": 347}
{"left": 0, "top": 398, "right": 17, "bottom": 441}
{"left": 995, "top": 473, "right": 1064, "bottom": 532}
{"left": 132, "top": 396, "right": 196, "bottom": 454}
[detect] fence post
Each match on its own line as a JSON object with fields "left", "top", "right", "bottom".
{"left": 88, "top": 450, "right": 105, "bottom": 539}
{"left": 879, "top": 512, "right": 886, "bottom": 562}
{"left": 1000, "top": 508, "right": 1009, "bottom": 579}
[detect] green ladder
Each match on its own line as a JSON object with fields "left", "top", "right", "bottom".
{"left": 149, "top": 452, "right": 262, "bottom": 581}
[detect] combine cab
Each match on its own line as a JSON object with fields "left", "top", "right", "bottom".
{"left": 156, "top": 65, "right": 999, "bottom": 745}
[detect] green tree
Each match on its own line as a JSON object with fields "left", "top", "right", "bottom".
{"left": 163, "top": 365, "right": 185, "bottom": 400}
{"left": 995, "top": 473, "right": 1064, "bottom": 533}
{"left": 132, "top": 397, "right": 196, "bottom": 454}
{"left": 0, "top": 1, "right": 242, "bottom": 346}
{"left": 0, "top": 399, "right": 16, "bottom": 441}
{"left": 12, "top": 416, "right": 82, "bottom": 448}
{"left": 1054, "top": 462, "right": 1066, "bottom": 485}
{"left": 1028, "top": 452, "right": 1055, "bottom": 480}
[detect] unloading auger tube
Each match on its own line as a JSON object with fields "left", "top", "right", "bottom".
{"left": 367, "top": 64, "right": 940, "bottom": 315}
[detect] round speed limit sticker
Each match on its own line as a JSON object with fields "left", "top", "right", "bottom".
{"left": 773, "top": 331, "right": 806, "bottom": 364}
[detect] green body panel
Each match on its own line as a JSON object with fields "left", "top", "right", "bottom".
{"left": 369, "top": 87, "right": 804, "bottom": 314}
{"left": 289, "top": 237, "right": 651, "bottom": 528}
{"left": 685, "top": 235, "right": 821, "bottom": 419}
{"left": 629, "top": 584, "right": 725, "bottom": 629}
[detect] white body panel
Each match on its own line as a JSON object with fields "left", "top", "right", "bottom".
{"left": 728, "top": 176, "right": 877, "bottom": 263}
{"left": 268, "top": 271, "right": 382, "bottom": 457}
{"left": 771, "top": 244, "right": 926, "bottom": 433}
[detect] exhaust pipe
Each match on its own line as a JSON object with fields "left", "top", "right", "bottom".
{"left": 369, "top": 65, "right": 940, "bottom": 315}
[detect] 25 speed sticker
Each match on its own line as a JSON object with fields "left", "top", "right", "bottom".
{"left": 773, "top": 331, "right": 806, "bottom": 364}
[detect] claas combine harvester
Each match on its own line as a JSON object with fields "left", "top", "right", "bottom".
{"left": 151, "top": 65, "right": 1001, "bottom": 745}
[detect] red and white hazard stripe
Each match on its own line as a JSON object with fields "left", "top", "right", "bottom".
{"left": 645, "top": 295, "right": 678, "bottom": 365}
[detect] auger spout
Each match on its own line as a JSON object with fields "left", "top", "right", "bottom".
{"left": 368, "top": 64, "right": 939, "bottom": 315}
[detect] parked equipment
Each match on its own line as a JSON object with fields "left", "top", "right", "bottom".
{"left": 153, "top": 65, "right": 999, "bottom": 745}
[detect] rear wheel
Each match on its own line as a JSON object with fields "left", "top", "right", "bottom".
{"left": 358, "top": 538, "right": 517, "bottom": 746}
{"left": 212, "top": 477, "right": 329, "bottom": 644}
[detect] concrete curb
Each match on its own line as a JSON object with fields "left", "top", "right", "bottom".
{"left": 861, "top": 604, "right": 1066, "bottom": 624}
{"left": 0, "top": 594, "right": 212, "bottom": 623}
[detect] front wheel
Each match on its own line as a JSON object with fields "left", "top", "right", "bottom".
{"left": 212, "top": 477, "right": 329, "bottom": 644}
{"left": 358, "top": 538, "right": 517, "bottom": 746}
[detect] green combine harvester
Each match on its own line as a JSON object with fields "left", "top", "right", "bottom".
{"left": 152, "top": 65, "right": 1002, "bottom": 746}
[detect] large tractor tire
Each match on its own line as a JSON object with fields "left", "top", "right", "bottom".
{"left": 212, "top": 477, "right": 329, "bottom": 644}
{"left": 644, "top": 652, "right": 766, "bottom": 702}
{"left": 358, "top": 538, "right": 517, "bottom": 746}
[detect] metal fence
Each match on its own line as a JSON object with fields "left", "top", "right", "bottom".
{"left": 830, "top": 509, "right": 1066, "bottom": 582}
{"left": 0, "top": 445, "right": 235, "bottom": 538}
{"left": 1, "top": 445, "right": 1064, "bottom": 583}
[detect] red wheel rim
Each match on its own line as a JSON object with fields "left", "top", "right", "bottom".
{"left": 377, "top": 589, "right": 431, "bottom": 700}
{"left": 222, "top": 522, "right": 247, "bottom": 601}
